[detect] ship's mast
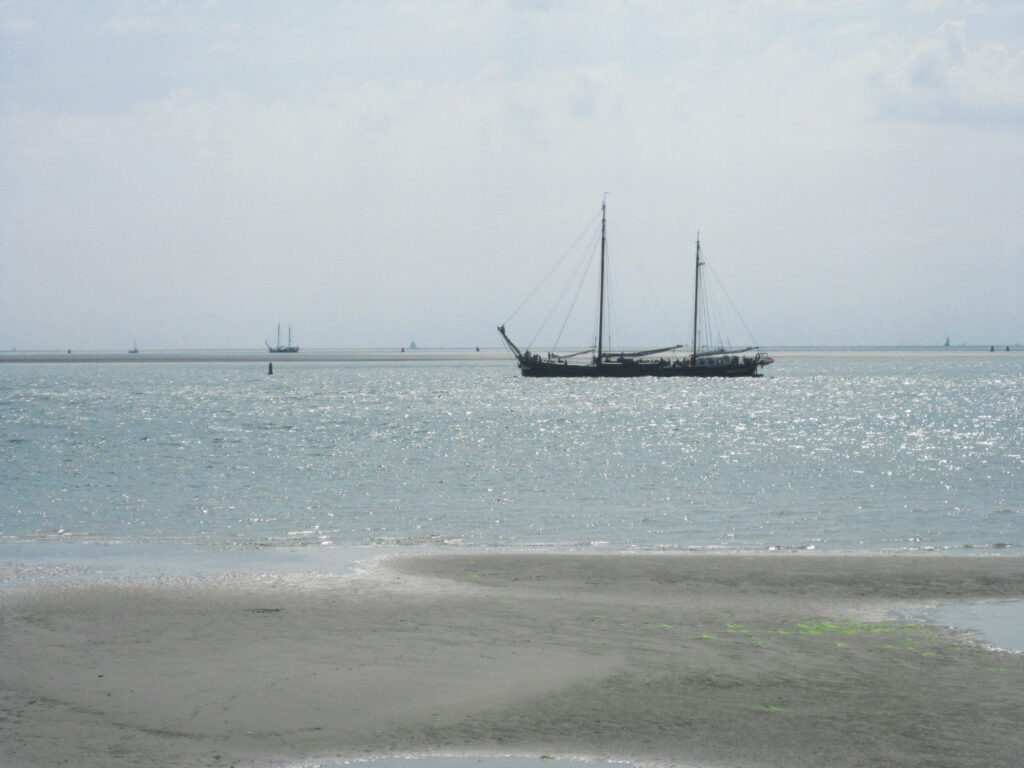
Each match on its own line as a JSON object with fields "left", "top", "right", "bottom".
{"left": 596, "top": 197, "right": 607, "bottom": 362}
{"left": 691, "top": 234, "right": 701, "bottom": 364}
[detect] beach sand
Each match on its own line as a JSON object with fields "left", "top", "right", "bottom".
{"left": 2, "top": 553, "right": 1022, "bottom": 768}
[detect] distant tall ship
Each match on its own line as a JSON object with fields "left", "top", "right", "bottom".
{"left": 498, "top": 198, "right": 772, "bottom": 378}
{"left": 266, "top": 322, "right": 299, "bottom": 353}
{"left": 129, "top": 339, "right": 139, "bottom": 354}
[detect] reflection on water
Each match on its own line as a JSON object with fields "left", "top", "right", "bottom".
{"left": 321, "top": 758, "right": 635, "bottom": 768}
{"left": 2, "top": 354, "right": 1022, "bottom": 553}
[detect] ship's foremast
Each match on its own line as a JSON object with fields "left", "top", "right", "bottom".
{"left": 691, "top": 235, "right": 702, "bottom": 365}
{"left": 596, "top": 196, "right": 607, "bottom": 363}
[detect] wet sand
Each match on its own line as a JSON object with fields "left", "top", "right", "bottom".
{"left": 2, "top": 554, "right": 1022, "bottom": 768}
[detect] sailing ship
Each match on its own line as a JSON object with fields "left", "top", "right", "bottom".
{"left": 128, "top": 339, "right": 138, "bottom": 354}
{"left": 497, "top": 199, "right": 772, "bottom": 378}
{"left": 266, "top": 322, "right": 299, "bottom": 353}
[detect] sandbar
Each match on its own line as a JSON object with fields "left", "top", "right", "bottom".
{"left": 2, "top": 553, "right": 1022, "bottom": 768}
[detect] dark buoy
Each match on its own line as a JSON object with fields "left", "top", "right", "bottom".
{"left": 268, "top": 362, "right": 273, "bottom": 375}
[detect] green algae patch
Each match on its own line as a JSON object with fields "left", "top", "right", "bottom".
{"left": 700, "top": 619, "right": 932, "bottom": 646}
{"left": 794, "top": 620, "right": 923, "bottom": 636}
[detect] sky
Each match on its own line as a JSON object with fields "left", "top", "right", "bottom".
{"left": 1, "top": 0, "right": 1022, "bottom": 350}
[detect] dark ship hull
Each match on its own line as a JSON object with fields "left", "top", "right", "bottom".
{"left": 514, "top": 352, "right": 769, "bottom": 378}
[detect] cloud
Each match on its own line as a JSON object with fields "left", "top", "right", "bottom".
{"left": 104, "top": 14, "right": 161, "bottom": 34}
{"left": 1, "top": 16, "right": 34, "bottom": 34}
{"left": 868, "top": 18, "right": 1024, "bottom": 123}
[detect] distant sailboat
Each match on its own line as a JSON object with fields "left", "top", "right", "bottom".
{"left": 498, "top": 198, "right": 772, "bottom": 378}
{"left": 266, "top": 322, "right": 299, "bottom": 353}
{"left": 129, "top": 339, "right": 139, "bottom": 354}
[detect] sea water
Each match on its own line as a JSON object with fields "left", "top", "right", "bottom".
{"left": 2, "top": 350, "right": 1021, "bottom": 558}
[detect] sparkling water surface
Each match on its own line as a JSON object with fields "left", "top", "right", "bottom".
{"left": 2, "top": 350, "right": 1021, "bottom": 554}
